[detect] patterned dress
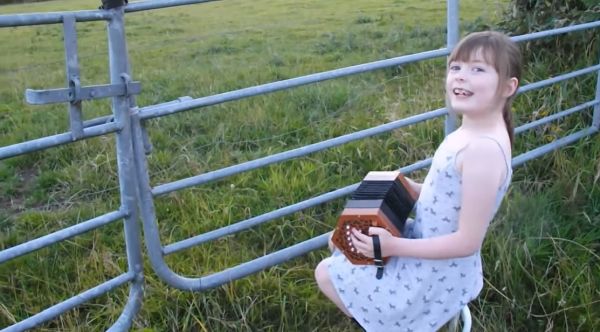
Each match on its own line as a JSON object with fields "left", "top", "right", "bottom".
{"left": 327, "top": 137, "right": 511, "bottom": 332}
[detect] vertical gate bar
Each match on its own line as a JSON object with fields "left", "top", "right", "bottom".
{"left": 106, "top": 283, "right": 143, "bottom": 332}
{"left": 593, "top": 49, "right": 600, "bottom": 129}
{"left": 106, "top": 5, "right": 144, "bottom": 330}
{"left": 62, "top": 14, "right": 84, "bottom": 140}
{"left": 445, "top": 0, "right": 459, "bottom": 136}
{"left": 130, "top": 113, "right": 203, "bottom": 290}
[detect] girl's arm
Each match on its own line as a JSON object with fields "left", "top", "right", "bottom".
{"left": 353, "top": 139, "right": 507, "bottom": 259}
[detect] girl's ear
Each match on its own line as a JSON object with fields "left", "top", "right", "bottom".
{"left": 502, "top": 77, "right": 519, "bottom": 98}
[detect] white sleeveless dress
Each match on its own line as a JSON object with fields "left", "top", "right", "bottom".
{"left": 326, "top": 137, "right": 512, "bottom": 332}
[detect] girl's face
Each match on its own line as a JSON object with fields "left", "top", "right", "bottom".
{"left": 445, "top": 49, "right": 502, "bottom": 116}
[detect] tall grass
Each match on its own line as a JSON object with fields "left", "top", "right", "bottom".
{"left": 1, "top": 0, "right": 599, "bottom": 331}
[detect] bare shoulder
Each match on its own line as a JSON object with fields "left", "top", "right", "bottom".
{"left": 461, "top": 135, "right": 511, "bottom": 183}
{"left": 466, "top": 136, "right": 510, "bottom": 160}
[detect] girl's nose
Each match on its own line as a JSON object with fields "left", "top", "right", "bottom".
{"left": 454, "top": 72, "right": 466, "bottom": 82}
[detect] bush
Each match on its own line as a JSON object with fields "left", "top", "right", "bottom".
{"left": 499, "top": 0, "right": 600, "bottom": 62}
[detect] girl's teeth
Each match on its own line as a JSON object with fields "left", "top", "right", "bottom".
{"left": 453, "top": 88, "right": 472, "bottom": 96}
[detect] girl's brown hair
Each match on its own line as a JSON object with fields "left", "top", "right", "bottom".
{"left": 448, "top": 31, "right": 522, "bottom": 145}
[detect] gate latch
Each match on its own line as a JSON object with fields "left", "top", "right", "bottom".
{"left": 25, "top": 79, "right": 141, "bottom": 105}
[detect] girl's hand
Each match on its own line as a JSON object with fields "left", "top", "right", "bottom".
{"left": 404, "top": 177, "right": 422, "bottom": 197}
{"left": 351, "top": 227, "right": 395, "bottom": 258}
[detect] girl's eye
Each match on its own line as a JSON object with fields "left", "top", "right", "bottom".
{"left": 473, "top": 67, "right": 485, "bottom": 72}
{"left": 449, "top": 65, "right": 460, "bottom": 71}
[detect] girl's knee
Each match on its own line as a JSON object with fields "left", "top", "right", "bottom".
{"left": 314, "top": 258, "right": 332, "bottom": 287}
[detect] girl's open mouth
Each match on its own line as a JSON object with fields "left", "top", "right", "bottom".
{"left": 453, "top": 88, "right": 473, "bottom": 96}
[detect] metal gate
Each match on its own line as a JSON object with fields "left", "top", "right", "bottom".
{"left": 1, "top": 0, "right": 599, "bottom": 330}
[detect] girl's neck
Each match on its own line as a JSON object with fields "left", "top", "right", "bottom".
{"left": 459, "top": 109, "right": 504, "bottom": 135}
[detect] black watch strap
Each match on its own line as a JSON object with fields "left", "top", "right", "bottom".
{"left": 372, "top": 235, "right": 384, "bottom": 279}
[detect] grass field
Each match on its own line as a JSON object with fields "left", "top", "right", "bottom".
{"left": 1, "top": 0, "right": 599, "bottom": 331}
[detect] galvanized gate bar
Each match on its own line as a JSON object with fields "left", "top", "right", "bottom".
{"left": 0, "top": 210, "right": 127, "bottom": 264}
{"left": 160, "top": 185, "right": 355, "bottom": 256}
{"left": 151, "top": 108, "right": 448, "bottom": 197}
{"left": 105, "top": 6, "right": 145, "bottom": 331}
{"left": 1, "top": 272, "right": 135, "bottom": 332}
{"left": 62, "top": 14, "right": 85, "bottom": 140}
{"left": 517, "top": 64, "right": 600, "bottom": 94}
{"left": 512, "top": 126, "right": 599, "bottom": 167}
{"left": 515, "top": 100, "right": 599, "bottom": 135}
{"left": 0, "top": 122, "right": 120, "bottom": 161}
{"left": 444, "top": 0, "right": 459, "bottom": 135}
{"left": 0, "top": 10, "right": 111, "bottom": 27}
{"left": 594, "top": 49, "right": 600, "bottom": 129}
{"left": 106, "top": 283, "right": 143, "bottom": 332}
{"left": 512, "top": 20, "right": 600, "bottom": 43}
{"left": 163, "top": 158, "right": 434, "bottom": 256}
{"left": 137, "top": 49, "right": 450, "bottom": 120}
{"left": 84, "top": 114, "right": 116, "bottom": 128}
{"left": 124, "top": 0, "right": 220, "bottom": 13}
{"left": 131, "top": 113, "right": 200, "bottom": 291}
{"left": 78, "top": 97, "right": 192, "bottom": 129}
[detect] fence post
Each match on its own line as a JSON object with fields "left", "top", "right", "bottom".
{"left": 105, "top": 3, "right": 144, "bottom": 330}
{"left": 445, "top": 0, "right": 459, "bottom": 136}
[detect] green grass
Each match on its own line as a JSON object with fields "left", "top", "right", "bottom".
{"left": 1, "top": 0, "right": 599, "bottom": 331}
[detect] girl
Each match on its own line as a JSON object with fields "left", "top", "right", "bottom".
{"left": 315, "top": 31, "right": 521, "bottom": 331}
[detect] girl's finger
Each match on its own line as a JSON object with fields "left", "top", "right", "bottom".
{"left": 350, "top": 233, "right": 364, "bottom": 248}
{"left": 350, "top": 233, "right": 362, "bottom": 248}
{"left": 351, "top": 228, "right": 369, "bottom": 242}
{"left": 351, "top": 234, "right": 372, "bottom": 255}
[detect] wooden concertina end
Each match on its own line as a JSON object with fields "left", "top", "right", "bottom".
{"left": 331, "top": 171, "right": 418, "bottom": 265}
